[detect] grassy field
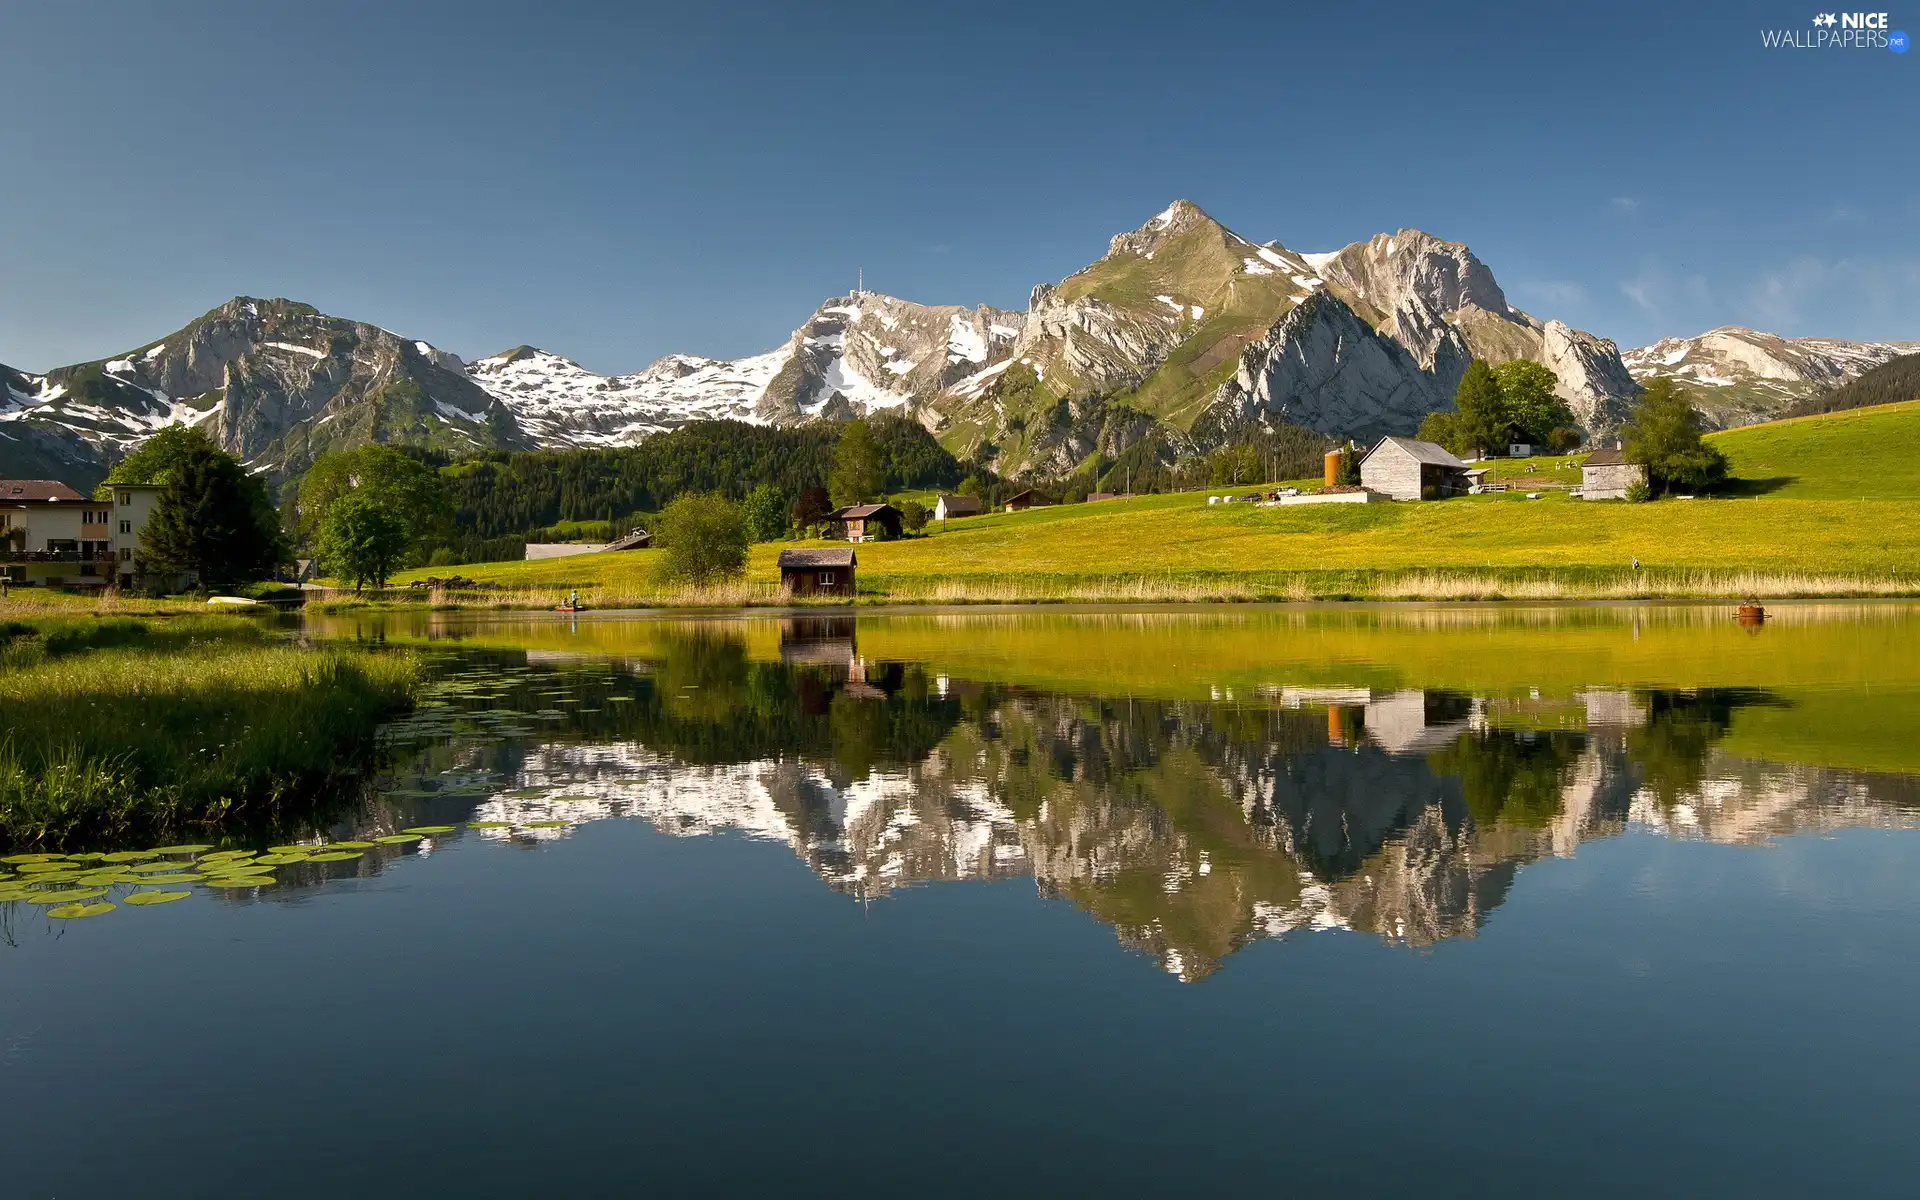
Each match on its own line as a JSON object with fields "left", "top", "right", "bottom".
{"left": 0, "top": 616, "right": 419, "bottom": 848}
{"left": 382, "top": 401, "right": 1920, "bottom": 605}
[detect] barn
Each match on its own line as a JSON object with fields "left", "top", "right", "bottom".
{"left": 1578, "top": 448, "right": 1647, "bottom": 500}
{"left": 1359, "top": 437, "right": 1473, "bottom": 500}
{"left": 778, "top": 548, "right": 856, "bottom": 596}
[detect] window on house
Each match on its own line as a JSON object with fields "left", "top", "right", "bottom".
{"left": 120, "top": 520, "right": 131, "bottom": 534}
{"left": 118, "top": 492, "right": 130, "bottom": 506}
{"left": 818, "top": 572, "right": 836, "bottom": 587}
{"left": 121, "top": 548, "right": 133, "bottom": 562}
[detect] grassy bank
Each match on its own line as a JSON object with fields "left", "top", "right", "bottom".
{"left": 367, "top": 401, "right": 1920, "bottom": 607}
{"left": 0, "top": 617, "right": 419, "bottom": 849}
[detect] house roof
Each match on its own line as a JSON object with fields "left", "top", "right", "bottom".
{"left": 836, "top": 503, "right": 897, "bottom": 519}
{"left": 1582, "top": 447, "right": 1628, "bottom": 467}
{"left": 778, "top": 548, "right": 856, "bottom": 569}
{"left": 1366, "top": 437, "right": 1468, "bottom": 469}
{"left": 0, "top": 479, "right": 87, "bottom": 502}
{"left": 1004, "top": 489, "right": 1035, "bottom": 503}
{"left": 936, "top": 493, "right": 983, "bottom": 512}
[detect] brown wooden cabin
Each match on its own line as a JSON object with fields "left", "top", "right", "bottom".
{"left": 1003, "top": 489, "right": 1048, "bottom": 512}
{"left": 778, "top": 548, "right": 856, "bottom": 596}
{"left": 830, "top": 503, "right": 902, "bottom": 542}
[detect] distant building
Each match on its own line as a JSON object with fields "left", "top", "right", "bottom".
{"left": 0, "top": 479, "right": 176, "bottom": 591}
{"left": 830, "top": 503, "right": 901, "bottom": 542}
{"left": 778, "top": 547, "right": 856, "bottom": 596}
{"left": 933, "top": 494, "right": 984, "bottom": 520}
{"left": 1003, "top": 489, "right": 1045, "bottom": 512}
{"left": 524, "top": 527, "right": 652, "bottom": 560}
{"left": 1086, "top": 491, "right": 1135, "bottom": 503}
{"left": 1579, "top": 448, "right": 1647, "bottom": 500}
{"left": 1359, "top": 437, "right": 1472, "bottom": 500}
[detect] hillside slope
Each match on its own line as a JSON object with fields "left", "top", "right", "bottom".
{"left": 1710, "top": 399, "right": 1920, "bottom": 499}
{"left": 1784, "top": 353, "right": 1920, "bottom": 420}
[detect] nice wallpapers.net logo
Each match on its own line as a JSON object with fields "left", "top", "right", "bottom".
{"left": 1762, "top": 11, "right": 1909, "bottom": 49}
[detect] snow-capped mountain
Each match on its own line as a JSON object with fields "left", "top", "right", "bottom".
{"left": 1621, "top": 327, "right": 1920, "bottom": 427}
{"left": 466, "top": 345, "right": 786, "bottom": 446}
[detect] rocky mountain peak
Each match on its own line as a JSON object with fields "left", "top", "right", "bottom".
{"left": 1104, "top": 199, "right": 1221, "bottom": 259}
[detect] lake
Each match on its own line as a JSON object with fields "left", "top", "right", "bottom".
{"left": 7, "top": 603, "right": 1920, "bottom": 1196}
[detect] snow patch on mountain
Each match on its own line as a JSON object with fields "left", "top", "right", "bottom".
{"left": 467, "top": 344, "right": 787, "bottom": 446}
{"left": 1622, "top": 326, "right": 1920, "bottom": 427}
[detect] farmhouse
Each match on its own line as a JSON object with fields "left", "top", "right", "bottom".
{"left": 831, "top": 503, "right": 902, "bottom": 542}
{"left": 1359, "top": 437, "right": 1472, "bottom": 500}
{"left": 1579, "top": 448, "right": 1647, "bottom": 500}
{"left": 778, "top": 547, "right": 856, "bottom": 596}
{"left": 1003, "top": 489, "right": 1046, "bottom": 512}
{"left": 934, "top": 494, "right": 983, "bottom": 520}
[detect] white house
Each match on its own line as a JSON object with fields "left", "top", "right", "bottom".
{"left": 0, "top": 480, "right": 114, "bottom": 589}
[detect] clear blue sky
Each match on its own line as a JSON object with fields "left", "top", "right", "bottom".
{"left": 1, "top": 0, "right": 1913, "bottom": 373}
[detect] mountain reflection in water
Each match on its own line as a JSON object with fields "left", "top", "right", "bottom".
{"left": 358, "top": 611, "right": 1920, "bottom": 981}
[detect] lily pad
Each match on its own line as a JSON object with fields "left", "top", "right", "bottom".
{"left": 1, "top": 853, "right": 61, "bottom": 864}
{"left": 402, "top": 826, "right": 457, "bottom": 835}
{"left": 28, "top": 888, "right": 109, "bottom": 904}
{"left": 126, "top": 861, "right": 190, "bottom": 873}
{"left": 467, "top": 821, "right": 513, "bottom": 829}
{"left": 303, "top": 851, "right": 363, "bottom": 863}
{"left": 100, "top": 851, "right": 155, "bottom": 863}
{"left": 523, "top": 820, "right": 570, "bottom": 829}
{"left": 48, "top": 902, "right": 115, "bottom": 919}
{"left": 150, "top": 844, "right": 214, "bottom": 854}
{"left": 65, "top": 852, "right": 108, "bottom": 862}
{"left": 123, "top": 890, "right": 190, "bottom": 906}
{"left": 375, "top": 834, "right": 422, "bottom": 846}
{"left": 255, "top": 854, "right": 312, "bottom": 866}
{"left": 204, "top": 876, "right": 275, "bottom": 888}
{"left": 267, "top": 845, "right": 313, "bottom": 855}
{"left": 134, "top": 874, "right": 201, "bottom": 886}
{"left": 72, "top": 872, "right": 142, "bottom": 885}
{"left": 329, "top": 841, "right": 377, "bottom": 850}
{"left": 16, "top": 862, "right": 80, "bottom": 874}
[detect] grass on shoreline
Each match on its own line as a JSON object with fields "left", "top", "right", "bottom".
{"left": 0, "top": 617, "right": 419, "bottom": 849}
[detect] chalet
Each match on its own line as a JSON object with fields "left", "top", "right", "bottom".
{"left": 831, "top": 503, "right": 901, "bottom": 542}
{"left": 1003, "top": 489, "right": 1046, "bottom": 512}
{"left": 1579, "top": 448, "right": 1646, "bottom": 500}
{"left": 778, "top": 548, "right": 856, "bottom": 596}
{"left": 933, "top": 494, "right": 983, "bottom": 520}
{"left": 1358, "top": 437, "right": 1472, "bottom": 501}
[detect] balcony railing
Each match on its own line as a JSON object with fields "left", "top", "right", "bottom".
{"left": 0, "top": 547, "right": 118, "bottom": 563}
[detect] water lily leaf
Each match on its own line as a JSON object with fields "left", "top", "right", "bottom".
{"left": 73, "top": 871, "right": 142, "bottom": 885}
{"left": 402, "top": 826, "right": 457, "bottom": 835}
{"left": 48, "top": 902, "right": 115, "bottom": 919}
{"left": 65, "top": 852, "right": 108, "bottom": 862}
{"left": 100, "top": 851, "right": 155, "bottom": 863}
{"left": 16, "top": 862, "right": 80, "bottom": 874}
{"left": 150, "top": 844, "right": 214, "bottom": 854}
{"left": 466, "top": 821, "right": 513, "bottom": 829}
{"left": 266, "top": 846, "right": 313, "bottom": 855}
{"left": 329, "top": 841, "right": 376, "bottom": 850}
{"left": 126, "top": 861, "right": 190, "bottom": 873}
{"left": 28, "top": 888, "right": 109, "bottom": 904}
{"left": 204, "top": 876, "right": 275, "bottom": 888}
{"left": 1, "top": 854, "right": 61, "bottom": 864}
{"left": 255, "top": 854, "right": 312, "bottom": 866}
{"left": 123, "top": 890, "right": 190, "bottom": 906}
{"left": 374, "top": 835, "right": 422, "bottom": 845}
{"left": 523, "top": 820, "right": 570, "bottom": 829}
{"left": 134, "top": 874, "right": 201, "bottom": 886}
{"left": 303, "top": 851, "right": 363, "bottom": 863}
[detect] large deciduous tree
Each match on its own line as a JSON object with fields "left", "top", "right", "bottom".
{"left": 294, "top": 445, "right": 452, "bottom": 562}
{"left": 739, "top": 483, "right": 789, "bottom": 543}
{"left": 654, "top": 493, "right": 749, "bottom": 587}
{"left": 1623, "top": 379, "right": 1727, "bottom": 495}
{"left": 1492, "top": 359, "right": 1576, "bottom": 446}
{"left": 316, "top": 490, "right": 410, "bottom": 591}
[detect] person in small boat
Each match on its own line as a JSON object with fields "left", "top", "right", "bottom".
{"left": 568, "top": 590, "right": 579, "bottom": 610}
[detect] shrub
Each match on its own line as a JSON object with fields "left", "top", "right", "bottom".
{"left": 1626, "top": 478, "right": 1653, "bottom": 503}
{"left": 899, "top": 500, "right": 930, "bottom": 533}
{"left": 654, "top": 493, "right": 749, "bottom": 586}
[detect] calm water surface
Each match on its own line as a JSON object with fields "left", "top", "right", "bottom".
{"left": 7, "top": 603, "right": 1920, "bottom": 1196}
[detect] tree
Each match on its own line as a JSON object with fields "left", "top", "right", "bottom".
{"left": 654, "top": 493, "right": 749, "bottom": 587}
{"left": 829, "top": 419, "right": 882, "bottom": 508}
{"left": 1492, "top": 359, "right": 1575, "bottom": 446}
{"left": 792, "top": 486, "right": 832, "bottom": 534}
{"left": 1335, "top": 444, "right": 1362, "bottom": 485}
{"left": 740, "top": 483, "right": 789, "bottom": 542}
{"left": 898, "top": 499, "right": 930, "bottom": 533}
{"left": 98, "top": 426, "right": 224, "bottom": 496}
{"left": 1452, "top": 360, "right": 1507, "bottom": 458}
{"left": 316, "top": 491, "right": 410, "bottom": 591}
{"left": 1207, "top": 444, "right": 1262, "bottom": 486}
{"left": 295, "top": 445, "right": 451, "bottom": 559}
{"left": 139, "top": 445, "right": 283, "bottom": 588}
{"left": 1417, "top": 411, "right": 1465, "bottom": 456}
{"left": 1623, "top": 379, "right": 1727, "bottom": 495}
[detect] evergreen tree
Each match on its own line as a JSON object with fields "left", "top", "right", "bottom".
{"left": 1452, "top": 360, "right": 1507, "bottom": 458}
{"left": 828, "top": 419, "right": 882, "bottom": 508}
{"left": 1623, "top": 379, "right": 1727, "bottom": 495}
{"left": 316, "top": 491, "right": 410, "bottom": 591}
{"left": 138, "top": 445, "right": 283, "bottom": 588}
